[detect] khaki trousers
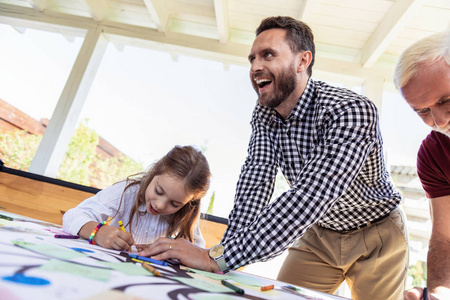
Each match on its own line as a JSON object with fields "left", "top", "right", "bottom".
{"left": 277, "top": 208, "right": 409, "bottom": 300}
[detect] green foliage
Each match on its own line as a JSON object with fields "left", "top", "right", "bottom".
{"left": 0, "top": 130, "right": 41, "bottom": 170}
{"left": 0, "top": 121, "right": 143, "bottom": 189}
{"left": 407, "top": 260, "right": 427, "bottom": 289}
{"left": 206, "top": 191, "right": 215, "bottom": 215}
{"left": 57, "top": 121, "right": 99, "bottom": 186}
{"left": 90, "top": 154, "right": 143, "bottom": 189}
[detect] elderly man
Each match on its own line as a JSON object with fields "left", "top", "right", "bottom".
{"left": 141, "top": 16, "right": 408, "bottom": 300}
{"left": 394, "top": 31, "right": 450, "bottom": 300}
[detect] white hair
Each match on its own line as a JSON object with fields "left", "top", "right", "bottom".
{"left": 393, "top": 30, "right": 450, "bottom": 89}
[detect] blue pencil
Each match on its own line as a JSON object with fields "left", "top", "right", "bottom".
{"left": 128, "top": 254, "right": 168, "bottom": 266}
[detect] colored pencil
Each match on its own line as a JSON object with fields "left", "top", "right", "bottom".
{"left": 141, "top": 263, "right": 161, "bottom": 277}
{"left": 261, "top": 284, "right": 274, "bottom": 291}
{"left": 221, "top": 280, "right": 245, "bottom": 295}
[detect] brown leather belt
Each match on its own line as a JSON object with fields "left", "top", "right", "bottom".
{"left": 343, "top": 212, "right": 391, "bottom": 232}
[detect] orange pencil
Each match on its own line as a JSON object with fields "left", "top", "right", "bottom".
{"left": 261, "top": 285, "right": 274, "bottom": 291}
{"left": 141, "top": 262, "right": 161, "bottom": 277}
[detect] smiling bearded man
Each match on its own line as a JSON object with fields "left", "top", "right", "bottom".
{"left": 138, "top": 16, "right": 408, "bottom": 300}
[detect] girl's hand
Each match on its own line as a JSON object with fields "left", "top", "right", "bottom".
{"left": 94, "top": 225, "right": 135, "bottom": 251}
{"left": 137, "top": 237, "right": 220, "bottom": 272}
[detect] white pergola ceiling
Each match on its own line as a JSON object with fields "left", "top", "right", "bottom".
{"left": 1, "top": 0, "right": 449, "bottom": 85}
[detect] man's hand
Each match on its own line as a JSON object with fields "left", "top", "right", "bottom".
{"left": 136, "top": 237, "right": 220, "bottom": 272}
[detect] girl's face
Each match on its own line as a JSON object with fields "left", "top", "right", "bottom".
{"left": 145, "top": 173, "right": 192, "bottom": 216}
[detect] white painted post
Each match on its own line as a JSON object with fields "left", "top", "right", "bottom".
{"left": 28, "top": 26, "right": 108, "bottom": 177}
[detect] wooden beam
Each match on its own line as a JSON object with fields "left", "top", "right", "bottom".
{"left": 360, "top": 0, "right": 423, "bottom": 68}
{"left": 102, "top": 21, "right": 250, "bottom": 64}
{"left": 0, "top": 3, "right": 249, "bottom": 66}
{"left": 84, "top": 0, "right": 108, "bottom": 22}
{"left": 214, "top": 0, "right": 229, "bottom": 43}
{"left": 142, "top": 0, "right": 169, "bottom": 32}
{"left": 28, "top": 26, "right": 108, "bottom": 177}
{"left": 0, "top": 3, "right": 93, "bottom": 36}
{"left": 26, "top": 0, "right": 48, "bottom": 12}
{"left": 298, "top": 0, "right": 316, "bottom": 23}
{"left": 11, "top": 25, "right": 26, "bottom": 34}
{"left": 61, "top": 34, "right": 75, "bottom": 43}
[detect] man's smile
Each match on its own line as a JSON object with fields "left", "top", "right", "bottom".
{"left": 254, "top": 77, "right": 273, "bottom": 93}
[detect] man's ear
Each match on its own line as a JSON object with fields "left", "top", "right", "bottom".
{"left": 297, "top": 51, "right": 312, "bottom": 73}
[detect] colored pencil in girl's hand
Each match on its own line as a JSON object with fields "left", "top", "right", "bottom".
{"left": 118, "top": 220, "right": 132, "bottom": 252}
{"left": 118, "top": 220, "right": 126, "bottom": 232}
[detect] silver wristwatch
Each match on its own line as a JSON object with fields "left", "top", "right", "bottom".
{"left": 209, "top": 244, "right": 229, "bottom": 273}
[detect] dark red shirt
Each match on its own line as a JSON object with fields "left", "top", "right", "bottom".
{"left": 417, "top": 131, "right": 450, "bottom": 198}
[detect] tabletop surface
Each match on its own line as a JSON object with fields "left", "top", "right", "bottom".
{"left": 0, "top": 210, "right": 349, "bottom": 300}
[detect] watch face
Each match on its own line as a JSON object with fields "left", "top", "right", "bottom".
{"left": 209, "top": 244, "right": 224, "bottom": 258}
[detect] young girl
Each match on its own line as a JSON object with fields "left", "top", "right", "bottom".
{"left": 63, "top": 145, "right": 210, "bottom": 250}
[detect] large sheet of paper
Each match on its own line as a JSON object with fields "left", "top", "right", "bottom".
{"left": 0, "top": 211, "right": 349, "bottom": 300}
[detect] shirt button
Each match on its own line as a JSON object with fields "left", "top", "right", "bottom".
{"left": 286, "top": 130, "right": 291, "bottom": 136}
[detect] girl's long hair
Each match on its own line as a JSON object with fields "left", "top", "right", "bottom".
{"left": 115, "top": 145, "right": 210, "bottom": 242}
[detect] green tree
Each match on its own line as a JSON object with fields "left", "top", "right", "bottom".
{"left": 57, "top": 121, "right": 99, "bottom": 186}
{"left": 0, "top": 121, "right": 143, "bottom": 189}
{"left": 0, "top": 130, "right": 41, "bottom": 170}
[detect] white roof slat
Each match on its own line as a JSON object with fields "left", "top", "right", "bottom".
{"left": 311, "top": 14, "right": 378, "bottom": 32}
{"left": 405, "top": 5, "right": 450, "bottom": 32}
{"left": 313, "top": 1, "right": 388, "bottom": 23}
{"left": 168, "top": 18, "right": 219, "bottom": 40}
{"left": 229, "top": 1, "right": 300, "bottom": 18}
{"left": 320, "top": 0, "right": 393, "bottom": 13}
{"left": 213, "top": 0, "right": 230, "bottom": 43}
{"left": 424, "top": 0, "right": 450, "bottom": 9}
{"left": 311, "top": 24, "right": 369, "bottom": 48}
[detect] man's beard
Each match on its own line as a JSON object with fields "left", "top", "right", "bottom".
{"left": 432, "top": 125, "right": 450, "bottom": 138}
{"left": 257, "top": 65, "right": 297, "bottom": 108}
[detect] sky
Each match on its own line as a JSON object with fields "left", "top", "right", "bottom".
{"left": 0, "top": 23, "right": 431, "bottom": 218}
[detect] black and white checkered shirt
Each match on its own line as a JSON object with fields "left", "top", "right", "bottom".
{"left": 221, "top": 79, "right": 401, "bottom": 270}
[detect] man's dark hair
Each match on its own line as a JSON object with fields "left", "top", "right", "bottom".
{"left": 256, "top": 16, "right": 315, "bottom": 76}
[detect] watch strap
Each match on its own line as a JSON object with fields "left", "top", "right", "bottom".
{"left": 215, "top": 255, "right": 229, "bottom": 273}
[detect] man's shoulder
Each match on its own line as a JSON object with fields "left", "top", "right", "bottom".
{"left": 313, "top": 80, "right": 375, "bottom": 107}
{"left": 417, "top": 131, "right": 450, "bottom": 197}
{"left": 420, "top": 131, "right": 450, "bottom": 154}
{"left": 418, "top": 131, "right": 450, "bottom": 170}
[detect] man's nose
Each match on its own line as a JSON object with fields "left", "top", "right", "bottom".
{"left": 431, "top": 107, "right": 450, "bottom": 128}
{"left": 250, "top": 58, "right": 264, "bottom": 74}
